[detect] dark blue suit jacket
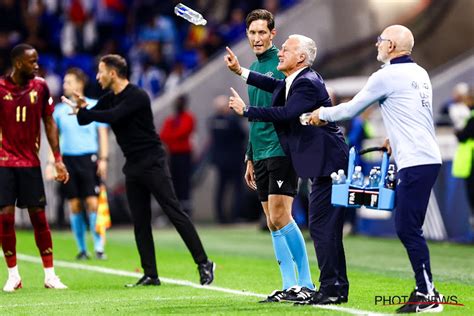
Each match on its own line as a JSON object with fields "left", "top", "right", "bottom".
{"left": 245, "top": 67, "right": 348, "bottom": 178}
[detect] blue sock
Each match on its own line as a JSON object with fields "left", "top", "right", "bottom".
{"left": 271, "top": 230, "right": 297, "bottom": 290}
{"left": 280, "top": 220, "right": 314, "bottom": 289}
{"left": 88, "top": 212, "right": 104, "bottom": 253}
{"left": 70, "top": 213, "right": 87, "bottom": 253}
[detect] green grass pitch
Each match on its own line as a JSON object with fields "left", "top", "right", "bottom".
{"left": 0, "top": 226, "right": 472, "bottom": 315}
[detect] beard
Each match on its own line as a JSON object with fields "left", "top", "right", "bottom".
{"left": 24, "top": 71, "right": 36, "bottom": 80}
{"left": 377, "top": 52, "right": 389, "bottom": 63}
{"left": 99, "top": 80, "right": 111, "bottom": 90}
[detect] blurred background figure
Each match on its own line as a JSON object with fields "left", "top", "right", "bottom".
{"left": 160, "top": 94, "right": 195, "bottom": 215}
{"left": 0, "top": 0, "right": 25, "bottom": 73}
{"left": 452, "top": 85, "right": 474, "bottom": 229}
{"left": 163, "top": 61, "right": 188, "bottom": 92}
{"left": 448, "top": 82, "right": 471, "bottom": 130}
{"left": 438, "top": 82, "right": 471, "bottom": 127}
{"left": 131, "top": 53, "right": 167, "bottom": 99}
{"left": 51, "top": 67, "right": 109, "bottom": 260}
{"left": 60, "top": 0, "right": 97, "bottom": 57}
{"left": 208, "top": 95, "right": 246, "bottom": 224}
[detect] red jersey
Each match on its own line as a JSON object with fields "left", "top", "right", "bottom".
{"left": 159, "top": 111, "right": 195, "bottom": 154}
{"left": 0, "top": 76, "right": 54, "bottom": 167}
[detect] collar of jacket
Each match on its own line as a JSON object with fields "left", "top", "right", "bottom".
{"left": 257, "top": 45, "right": 279, "bottom": 62}
{"left": 390, "top": 55, "right": 414, "bottom": 64}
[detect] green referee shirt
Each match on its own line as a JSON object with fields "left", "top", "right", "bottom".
{"left": 246, "top": 45, "right": 286, "bottom": 162}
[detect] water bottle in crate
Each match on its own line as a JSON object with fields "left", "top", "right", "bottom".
{"left": 331, "top": 147, "right": 396, "bottom": 211}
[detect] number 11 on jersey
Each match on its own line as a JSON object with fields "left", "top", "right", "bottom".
{"left": 16, "top": 105, "right": 26, "bottom": 122}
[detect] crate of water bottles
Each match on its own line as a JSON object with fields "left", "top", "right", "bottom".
{"left": 331, "top": 147, "right": 396, "bottom": 211}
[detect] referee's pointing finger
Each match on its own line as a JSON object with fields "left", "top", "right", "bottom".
{"left": 225, "top": 46, "right": 235, "bottom": 57}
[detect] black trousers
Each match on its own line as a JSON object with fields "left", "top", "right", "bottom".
{"left": 309, "top": 176, "right": 348, "bottom": 298}
{"left": 124, "top": 155, "right": 207, "bottom": 278}
{"left": 394, "top": 164, "right": 439, "bottom": 294}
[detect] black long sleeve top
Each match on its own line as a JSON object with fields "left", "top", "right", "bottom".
{"left": 456, "top": 116, "right": 474, "bottom": 142}
{"left": 77, "top": 83, "right": 164, "bottom": 162}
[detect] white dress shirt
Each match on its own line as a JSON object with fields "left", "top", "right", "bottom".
{"left": 284, "top": 67, "right": 307, "bottom": 99}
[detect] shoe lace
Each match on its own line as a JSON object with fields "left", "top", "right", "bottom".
{"left": 286, "top": 286, "right": 301, "bottom": 293}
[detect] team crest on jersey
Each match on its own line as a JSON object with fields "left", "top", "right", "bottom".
{"left": 29, "top": 90, "right": 38, "bottom": 104}
{"left": 3, "top": 92, "right": 12, "bottom": 100}
{"left": 265, "top": 71, "right": 274, "bottom": 77}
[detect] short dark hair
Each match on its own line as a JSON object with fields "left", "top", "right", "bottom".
{"left": 245, "top": 9, "right": 275, "bottom": 30}
{"left": 100, "top": 54, "right": 128, "bottom": 78}
{"left": 10, "top": 43, "right": 35, "bottom": 62}
{"left": 65, "top": 67, "right": 88, "bottom": 85}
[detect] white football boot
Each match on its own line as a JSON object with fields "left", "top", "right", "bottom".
{"left": 3, "top": 275, "right": 22, "bottom": 292}
{"left": 44, "top": 275, "right": 68, "bottom": 289}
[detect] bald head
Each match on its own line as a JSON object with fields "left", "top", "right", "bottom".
{"left": 377, "top": 25, "right": 414, "bottom": 63}
{"left": 383, "top": 25, "right": 414, "bottom": 53}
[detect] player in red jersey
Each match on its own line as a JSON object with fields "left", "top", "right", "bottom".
{"left": 0, "top": 44, "right": 69, "bottom": 292}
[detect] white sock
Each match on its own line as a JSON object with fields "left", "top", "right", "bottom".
{"left": 44, "top": 267, "right": 56, "bottom": 279}
{"left": 8, "top": 266, "right": 20, "bottom": 279}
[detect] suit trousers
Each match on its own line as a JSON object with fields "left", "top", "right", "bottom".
{"left": 124, "top": 154, "right": 208, "bottom": 278}
{"left": 308, "top": 176, "right": 348, "bottom": 297}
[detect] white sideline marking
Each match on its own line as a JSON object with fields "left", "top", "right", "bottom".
{"left": 0, "top": 296, "right": 236, "bottom": 308}
{"left": 17, "top": 253, "right": 389, "bottom": 315}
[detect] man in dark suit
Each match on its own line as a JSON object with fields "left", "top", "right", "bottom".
{"left": 225, "top": 35, "right": 349, "bottom": 305}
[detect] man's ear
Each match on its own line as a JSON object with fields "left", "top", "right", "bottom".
{"left": 14, "top": 59, "right": 22, "bottom": 70}
{"left": 389, "top": 41, "right": 396, "bottom": 53}
{"left": 270, "top": 28, "right": 276, "bottom": 40}
{"left": 298, "top": 53, "right": 306, "bottom": 64}
{"left": 110, "top": 69, "right": 117, "bottom": 79}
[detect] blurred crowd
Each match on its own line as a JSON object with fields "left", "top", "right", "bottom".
{"left": 440, "top": 82, "right": 474, "bottom": 229}
{"left": 0, "top": 0, "right": 298, "bottom": 100}
{"left": 437, "top": 82, "right": 473, "bottom": 128}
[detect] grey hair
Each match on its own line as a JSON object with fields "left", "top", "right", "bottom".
{"left": 289, "top": 34, "right": 317, "bottom": 66}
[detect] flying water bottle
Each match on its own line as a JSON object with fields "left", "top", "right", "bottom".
{"left": 351, "top": 166, "right": 364, "bottom": 187}
{"left": 174, "top": 3, "right": 207, "bottom": 26}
